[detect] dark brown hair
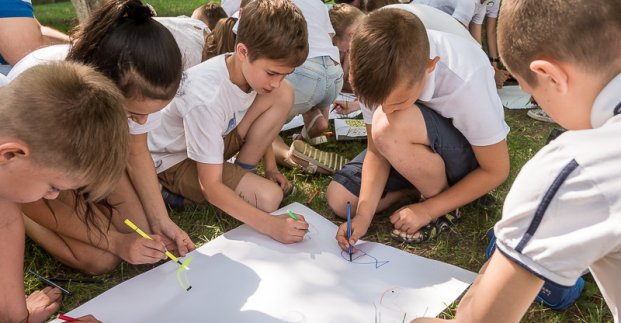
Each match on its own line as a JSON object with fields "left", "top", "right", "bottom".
{"left": 67, "top": 0, "right": 183, "bottom": 100}
{"left": 363, "top": 0, "right": 399, "bottom": 12}
{"left": 236, "top": 0, "right": 308, "bottom": 67}
{"left": 349, "top": 8, "right": 429, "bottom": 109}
{"left": 329, "top": 3, "right": 365, "bottom": 44}
{"left": 499, "top": 0, "right": 621, "bottom": 86}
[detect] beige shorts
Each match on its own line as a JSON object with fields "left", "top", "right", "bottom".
{"left": 158, "top": 129, "right": 248, "bottom": 203}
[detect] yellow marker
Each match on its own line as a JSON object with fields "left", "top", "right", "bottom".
{"left": 124, "top": 219, "right": 190, "bottom": 270}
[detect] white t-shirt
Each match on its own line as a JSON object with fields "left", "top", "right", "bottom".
{"left": 148, "top": 54, "right": 257, "bottom": 173}
{"left": 410, "top": 0, "right": 476, "bottom": 26}
{"left": 292, "top": 0, "right": 339, "bottom": 62}
{"left": 495, "top": 74, "right": 621, "bottom": 323}
{"left": 220, "top": 0, "right": 241, "bottom": 17}
{"left": 7, "top": 44, "right": 161, "bottom": 135}
{"left": 361, "top": 29, "right": 508, "bottom": 147}
{"left": 384, "top": 4, "right": 477, "bottom": 44}
{"left": 154, "top": 16, "right": 208, "bottom": 70}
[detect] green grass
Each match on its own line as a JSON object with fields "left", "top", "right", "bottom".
{"left": 27, "top": 2, "right": 614, "bottom": 322}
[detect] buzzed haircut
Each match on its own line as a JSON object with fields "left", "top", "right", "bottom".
{"left": 349, "top": 8, "right": 429, "bottom": 109}
{"left": 499, "top": 0, "right": 621, "bottom": 86}
{"left": 236, "top": 0, "right": 308, "bottom": 67}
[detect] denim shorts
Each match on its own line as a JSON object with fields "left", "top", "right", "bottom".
{"left": 285, "top": 56, "right": 344, "bottom": 121}
{"left": 333, "top": 104, "right": 479, "bottom": 197}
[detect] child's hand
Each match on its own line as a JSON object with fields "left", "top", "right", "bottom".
{"left": 389, "top": 203, "right": 434, "bottom": 235}
{"left": 267, "top": 214, "right": 309, "bottom": 244}
{"left": 335, "top": 215, "right": 371, "bottom": 252}
{"left": 265, "top": 169, "right": 292, "bottom": 192}
{"left": 151, "top": 219, "right": 195, "bottom": 258}
{"left": 332, "top": 99, "right": 360, "bottom": 115}
{"left": 494, "top": 68, "right": 510, "bottom": 89}
{"left": 117, "top": 233, "right": 168, "bottom": 264}
{"left": 26, "top": 287, "right": 62, "bottom": 323}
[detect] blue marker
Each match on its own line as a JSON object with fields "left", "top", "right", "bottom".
{"left": 347, "top": 201, "right": 352, "bottom": 262}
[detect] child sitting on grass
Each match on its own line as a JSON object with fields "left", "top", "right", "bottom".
{"left": 0, "top": 62, "right": 128, "bottom": 323}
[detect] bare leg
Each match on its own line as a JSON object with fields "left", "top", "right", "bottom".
{"left": 235, "top": 173, "right": 283, "bottom": 212}
{"left": 326, "top": 181, "right": 409, "bottom": 219}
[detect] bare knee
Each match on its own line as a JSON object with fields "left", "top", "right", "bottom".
{"left": 72, "top": 252, "right": 120, "bottom": 276}
{"left": 254, "top": 182, "right": 283, "bottom": 212}
{"left": 327, "top": 181, "right": 356, "bottom": 219}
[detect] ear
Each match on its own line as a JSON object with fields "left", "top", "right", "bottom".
{"left": 0, "top": 142, "right": 29, "bottom": 164}
{"left": 236, "top": 43, "right": 249, "bottom": 62}
{"left": 529, "top": 60, "right": 569, "bottom": 94}
{"left": 426, "top": 56, "right": 440, "bottom": 74}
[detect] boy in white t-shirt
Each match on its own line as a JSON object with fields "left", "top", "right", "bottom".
{"left": 149, "top": 0, "right": 311, "bottom": 244}
{"left": 328, "top": 8, "right": 509, "bottom": 247}
{"left": 414, "top": 0, "right": 621, "bottom": 321}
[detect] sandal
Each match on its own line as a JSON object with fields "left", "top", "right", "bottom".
{"left": 293, "top": 112, "right": 328, "bottom": 146}
{"left": 286, "top": 140, "right": 349, "bottom": 174}
{"left": 161, "top": 186, "right": 186, "bottom": 211}
{"left": 390, "top": 209, "right": 462, "bottom": 244}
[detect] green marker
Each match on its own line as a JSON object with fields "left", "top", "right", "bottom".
{"left": 287, "top": 210, "right": 299, "bottom": 221}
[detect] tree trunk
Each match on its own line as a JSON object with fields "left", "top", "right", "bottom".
{"left": 71, "top": 0, "right": 104, "bottom": 23}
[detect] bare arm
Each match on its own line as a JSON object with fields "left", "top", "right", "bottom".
{"left": 469, "top": 22, "right": 483, "bottom": 44}
{"left": 0, "top": 201, "right": 29, "bottom": 323}
{"left": 0, "top": 17, "right": 45, "bottom": 65}
{"left": 485, "top": 17, "right": 499, "bottom": 66}
{"left": 126, "top": 134, "right": 194, "bottom": 255}
{"left": 197, "top": 162, "right": 305, "bottom": 243}
{"left": 336, "top": 124, "right": 391, "bottom": 250}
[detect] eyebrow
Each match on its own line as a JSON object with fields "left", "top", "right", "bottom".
{"left": 267, "top": 68, "right": 295, "bottom": 76}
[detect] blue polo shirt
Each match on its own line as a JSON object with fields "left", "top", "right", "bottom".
{"left": 0, "top": 0, "right": 35, "bottom": 64}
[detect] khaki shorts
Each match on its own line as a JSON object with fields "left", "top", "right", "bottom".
{"left": 158, "top": 129, "right": 248, "bottom": 203}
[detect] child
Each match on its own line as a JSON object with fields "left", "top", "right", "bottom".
{"left": 154, "top": 16, "right": 209, "bottom": 70}
{"left": 414, "top": 0, "right": 621, "bottom": 321}
{"left": 0, "top": 62, "right": 128, "bottom": 323}
{"left": 271, "top": 0, "right": 347, "bottom": 175}
{"left": 202, "top": 16, "right": 238, "bottom": 61}
{"left": 328, "top": 8, "right": 509, "bottom": 247}
{"left": 148, "top": 0, "right": 310, "bottom": 244}
{"left": 13, "top": 0, "right": 194, "bottom": 276}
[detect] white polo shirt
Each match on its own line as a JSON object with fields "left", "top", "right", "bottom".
{"left": 361, "top": 29, "right": 508, "bottom": 147}
{"left": 147, "top": 54, "right": 257, "bottom": 173}
{"left": 384, "top": 3, "right": 477, "bottom": 44}
{"left": 495, "top": 73, "right": 621, "bottom": 323}
{"left": 7, "top": 44, "right": 162, "bottom": 135}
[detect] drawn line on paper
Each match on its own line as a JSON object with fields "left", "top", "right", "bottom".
{"left": 340, "top": 248, "right": 389, "bottom": 268}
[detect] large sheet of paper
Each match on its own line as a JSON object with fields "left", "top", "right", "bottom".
{"left": 497, "top": 85, "right": 533, "bottom": 110}
{"left": 59, "top": 203, "right": 475, "bottom": 323}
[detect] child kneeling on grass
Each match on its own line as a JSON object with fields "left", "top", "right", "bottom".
{"left": 414, "top": 0, "right": 621, "bottom": 321}
{"left": 148, "top": 0, "right": 310, "bottom": 244}
{"left": 0, "top": 62, "right": 128, "bottom": 323}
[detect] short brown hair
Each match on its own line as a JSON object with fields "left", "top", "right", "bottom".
{"left": 192, "top": 2, "right": 227, "bottom": 31}
{"left": 0, "top": 62, "right": 129, "bottom": 202}
{"left": 329, "top": 3, "right": 365, "bottom": 44}
{"left": 236, "top": 0, "right": 308, "bottom": 67}
{"left": 350, "top": 8, "right": 429, "bottom": 109}
{"left": 499, "top": 0, "right": 621, "bottom": 86}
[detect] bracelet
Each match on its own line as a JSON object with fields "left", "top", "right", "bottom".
{"left": 489, "top": 56, "right": 500, "bottom": 64}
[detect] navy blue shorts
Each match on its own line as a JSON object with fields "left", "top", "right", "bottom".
{"left": 333, "top": 104, "right": 478, "bottom": 197}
